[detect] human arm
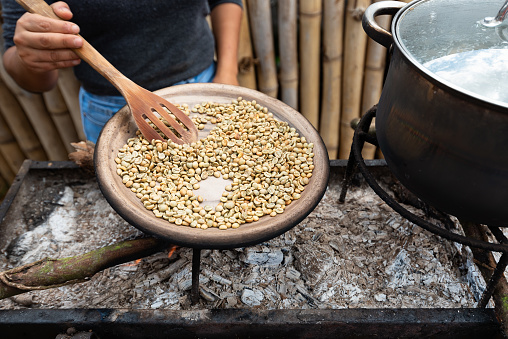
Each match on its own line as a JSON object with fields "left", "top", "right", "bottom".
{"left": 2, "top": 1, "right": 82, "bottom": 92}
{"left": 209, "top": 2, "right": 242, "bottom": 86}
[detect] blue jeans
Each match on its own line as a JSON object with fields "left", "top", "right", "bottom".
{"left": 79, "top": 62, "right": 216, "bottom": 143}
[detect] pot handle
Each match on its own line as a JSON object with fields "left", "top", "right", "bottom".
{"left": 362, "top": 1, "right": 406, "bottom": 48}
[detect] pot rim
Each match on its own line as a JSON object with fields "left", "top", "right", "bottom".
{"left": 391, "top": 0, "right": 508, "bottom": 111}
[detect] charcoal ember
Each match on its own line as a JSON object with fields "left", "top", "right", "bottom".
{"left": 240, "top": 248, "right": 284, "bottom": 266}
{"left": 5, "top": 233, "right": 31, "bottom": 261}
{"left": 241, "top": 288, "right": 264, "bottom": 306}
{"left": 293, "top": 243, "right": 334, "bottom": 287}
{"left": 21, "top": 185, "right": 64, "bottom": 231}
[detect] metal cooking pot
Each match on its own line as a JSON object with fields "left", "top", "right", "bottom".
{"left": 363, "top": 0, "right": 508, "bottom": 226}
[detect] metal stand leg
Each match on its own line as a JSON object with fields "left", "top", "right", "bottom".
{"left": 478, "top": 226, "right": 508, "bottom": 308}
{"left": 345, "top": 104, "right": 508, "bottom": 331}
{"left": 191, "top": 248, "right": 201, "bottom": 304}
{"left": 479, "top": 253, "right": 508, "bottom": 308}
{"left": 339, "top": 145, "right": 359, "bottom": 203}
{"left": 339, "top": 106, "right": 377, "bottom": 203}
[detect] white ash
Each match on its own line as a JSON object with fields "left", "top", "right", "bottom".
{"left": 3, "top": 182, "right": 143, "bottom": 266}
{"left": 0, "top": 172, "right": 487, "bottom": 310}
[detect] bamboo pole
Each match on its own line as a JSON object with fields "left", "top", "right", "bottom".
{"left": 0, "top": 111, "right": 25, "bottom": 175}
{"left": 299, "top": 0, "right": 322, "bottom": 129}
{"left": 360, "top": 0, "right": 391, "bottom": 160}
{"left": 0, "top": 72, "right": 47, "bottom": 161}
{"left": 338, "top": 0, "right": 370, "bottom": 159}
{"left": 0, "top": 63, "right": 68, "bottom": 160}
{"left": 278, "top": 0, "right": 298, "bottom": 110}
{"left": 237, "top": 0, "right": 258, "bottom": 90}
{"left": 0, "top": 237, "right": 169, "bottom": 300}
{"left": 57, "top": 67, "right": 85, "bottom": 141}
{"left": 43, "top": 85, "right": 80, "bottom": 154}
{"left": 319, "top": 0, "right": 345, "bottom": 160}
{"left": 0, "top": 147, "right": 15, "bottom": 183}
{"left": 246, "top": 0, "right": 278, "bottom": 97}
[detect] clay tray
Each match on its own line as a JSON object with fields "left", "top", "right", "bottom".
{"left": 0, "top": 160, "right": 501, "bottom": 338}
{"left": 95, "top": 83, "right": 329, "bottom": 249}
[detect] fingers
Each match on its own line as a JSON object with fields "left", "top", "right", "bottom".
{"left": 13, "top": 2, "right": 83, "bottom": 72}
{"left": 14, "top": 27, "right": 82, "bottom": 50}
{"left": 16, "top": 11, "right": 81, "bottom": 43}
{"left": 21, "top": 57, "right": 81, "bottom": 74}
{"left": 51, "top": 1, "right": 74, "bottom": 21}
{"left": 19, "top": 16, "right": 80, "bottom": 36}
{"left": 17, "top": 47, "right": 81, "bottom": 73}
{"left": 13, "top": 19, "right": 82, "bottom": 71}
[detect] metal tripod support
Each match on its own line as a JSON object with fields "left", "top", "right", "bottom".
{"left": 339, "top": 106, "right": 508, "bottom": 308}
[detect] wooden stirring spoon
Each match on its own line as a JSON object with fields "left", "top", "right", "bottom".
{"left": 16, "top": 0, "right": 198, "bottom": 145}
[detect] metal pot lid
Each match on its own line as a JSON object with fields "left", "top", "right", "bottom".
{"left": 395, "top": 0, "right": 508, "bottom": 104}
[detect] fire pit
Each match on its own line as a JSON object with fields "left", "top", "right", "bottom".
{"left": 0, "top": 160, "right": 502, "bottom": 338}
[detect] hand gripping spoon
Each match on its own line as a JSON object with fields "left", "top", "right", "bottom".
{"left": 17, "top": 0, "right": 199, "bottom": 145}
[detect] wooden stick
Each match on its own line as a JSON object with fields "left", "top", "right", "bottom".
{"left": 319, "top": 0, "right": 345, "bottom": 160}
{"left": 0, "top": 63, "right": 68, "bottom": 160}
{"left": 299, "top": 0, "right": 322, "bottom": 129}
{"left": 278, "top": 0, "right": 298, "bottom": 110}
{"left": 0, "top": 237, "right": 169, "bottom": 300}
{"left": 57, "top": 68, "right": 85, "bottom": 141}
{"left": 246, "top": 0, "right": 278, "bottom": 97}
{"left": 0, "top": 70, "right": 47, "bottom": 161}
{"left": 68, "top": 141, "right": 95, "bottom": 175}
{"left": 361, "top": 0, "right": 391, "bottom": 160}
{"left": 338, "top": 0, "right": 370, "bottom": 159}
{"left": 237, "top": 0, "right": 258, "bottom": 90}
{"left": 0, "top": 111, "right": 25, "bottom": 175}
{"left": 43, "top": 85, "right": 80, "bottom": 154}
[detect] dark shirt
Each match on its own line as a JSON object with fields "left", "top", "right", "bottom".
{"left": 1, "top": 0, "right": 242, "bottom": 95}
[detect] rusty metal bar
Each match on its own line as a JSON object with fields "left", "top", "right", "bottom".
{"left": 0, "top": 308, "right": 501, "bottom": 338}
{"left": 479, "top": 253, "right": 508, "bottom": 308}
{"left": 191, "top": 247, "right": 201, "bottom": 304}
{"left": 347, "top": 108, "right": 508, "bottom": 253}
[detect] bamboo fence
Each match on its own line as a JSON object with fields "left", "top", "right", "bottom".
{"left": 298, "top": 0, "right": 322, "bottom": 129}
{"left": 319, "top": 0, "right": 345, "bottom": 160}
{"left": 237, "top": 0, "right": 258, "bottom": 90}
{"left": 246, "top": 0, "right": 278, "bottom": 98}
{"left": 277, "top": 0, "right": 299, "bottom": 110}
{"left": 361, "top": 0, "right": 392, "bottom": 159}
{"left": 0, "top": 0, "right": 398, "bottom": 193}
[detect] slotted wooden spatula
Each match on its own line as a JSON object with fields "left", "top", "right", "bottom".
{"left": 16, "top": 0, "right": 198, "bottom": 145}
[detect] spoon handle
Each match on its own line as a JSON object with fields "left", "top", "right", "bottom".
{"left": 481, "top": 0, "right": 508, "bottom": 27}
